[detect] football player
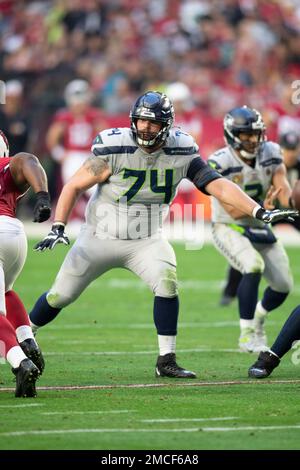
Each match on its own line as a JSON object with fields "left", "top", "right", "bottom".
{"left": 29, "top": 92, "right": 297, "bottom": 378}
{"left": 208, "top": 106, "right": 297, "bottom": 352}
{"left": 46, "top": 79, "right": 107, "bottom": 220}
{"left": 0, "top": 130, "right": 51, "bottom": 396}
{"left": 219, "top": 130, "right": 300, "bottom": 307}
{"left": 248, "top": 303, "right": 300, "bottom": 378}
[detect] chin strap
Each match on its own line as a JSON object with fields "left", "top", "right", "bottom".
{"left": 240, "top": 149, "right": 257, "bottom": 159}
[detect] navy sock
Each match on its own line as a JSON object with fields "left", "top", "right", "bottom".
{"left": 29, "top": 292, "right": 62, "bottom": 327}
{"left": 271, "top": 305, "right": 300, "bottom": 358}
{"left": 223, "top": 266, "right": 242, "bottom": 297}
{"left": 261, "top": 287, "right": 289, "bottom": 312}
{"left": 153, "top": 296, "right": 179, "bottom": 335}
{"left": 237, "top": 273, "right": 261, "bottom": 320}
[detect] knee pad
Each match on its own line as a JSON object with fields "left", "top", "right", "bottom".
{"left": 244, "top": 253, "right": 265, "bottom": 274}
{"left": 46, "top": 291, "right": 74, "bottom": 309}
{"left": 272, "top": 274, "right": 293, "bottom": 294}
{"left": 155, "top": 269, "right": 178, "bottom": 298}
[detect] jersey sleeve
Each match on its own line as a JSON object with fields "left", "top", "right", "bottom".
{"left": 186, "top": 157, "right": 222, "bottom": 194}
{"left": 207, "top": 148, "right": 231, "bottom": 175}
{"left": 266, "top": 142, "right": 284, "bottom": 171}
{"left": 91, "top": 129, "right": 122, "bottom": 170}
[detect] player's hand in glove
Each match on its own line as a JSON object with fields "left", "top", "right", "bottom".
{"left": 33, "top": 191, "right": 51, "bottom": 223}
{"left": 255, "top": 207, "right": 299, "bottom": 224}
{"left": 34, "top": 223, "right": 70, "bottom": 251}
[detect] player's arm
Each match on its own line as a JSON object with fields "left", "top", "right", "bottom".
{"left": 34, "top": 155, "right": 111, "bottom": 251}
{"left": 206, "top": 178, "right": 261, "bottom": 216}
{"left": 188, "top": 157, "right": 260, "bottom": 216}
{"left": 206, "top": 178, "right": 298, "bottom": 221}
{"left": 187, "top": 157, "right": 298, "bottom": 223}
{"left": 54, "top": 155, "right": 111, "bottom": 224}
{"left": 46, "top": 121, "right": 66, "bottom": 162}
{"left": 217, "top": 200, "right": 249, "bottom": 219}
{"left": 206, "top": 154, "right": 247, "bottom": 218}
{"left": 271, "top": 163, "right": 293, "bottom": 208}
{"left": 9, "top": 152, "right": 51, "bottom": 222}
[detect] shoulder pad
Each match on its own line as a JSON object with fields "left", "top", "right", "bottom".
{"left": 208, "top": 147, "right": 231, "bottom": 171}
{"left": 164, "top": 128, "right": 199, "bottom": 156}
{"left": 91, "top": 128, "right": 136, "bottom": 156}
{"left": 260, "top": 141, "right": 283, "bottom": 166}
{"left": 264, "top": 141, "right": 282, "bottom": 157}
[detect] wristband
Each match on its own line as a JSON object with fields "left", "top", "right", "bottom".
{"left": 252, "top": 205, "right": 263, "bottom": 218}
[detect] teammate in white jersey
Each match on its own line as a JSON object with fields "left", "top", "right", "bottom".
{"left": 208, "top": 106, "right": 297, "bottom": 352}
{"left": 29, "top": 92, "right": 297, "bottom": 378}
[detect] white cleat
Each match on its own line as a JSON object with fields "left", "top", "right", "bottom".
{"left": 253, "top": 311, "right": 268, "bottom": 352}
{"left": 239, "top": 327, "right": 256, "bottom": 353}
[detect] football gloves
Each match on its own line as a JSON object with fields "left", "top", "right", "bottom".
{"left": 34, "top": 223, "right": 70, "bottom": 251}
{"left": 255, "top": 207, "right": 299, "bottom": 224}
{"left": 33, "top": 191, "right": 51, "bottom": 223}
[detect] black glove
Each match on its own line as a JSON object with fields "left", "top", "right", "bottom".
{"left": 34, "top": 223, "right": 70, "bottom": 251}
{"left": 255, "top": 207, "right": 300, "bottom": 224}
{"left": 33, "top": 191, "right": 51, "bottom": 223}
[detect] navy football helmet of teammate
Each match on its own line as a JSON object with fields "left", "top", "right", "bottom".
{"left": 224, "top": 106, "right": 266, "bottom": 159}
{"left": 130, "top": 91, "right": 175, "bottom": 149}
{"left": 0, "top": 130, "right": 9, "bottom": 157}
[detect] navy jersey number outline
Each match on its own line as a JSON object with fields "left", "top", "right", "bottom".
{"left": 118, "top": 169, "right": 174, "bottom": 203}
{"left": 244, "top": 182, "right": 263, "bottom": 201}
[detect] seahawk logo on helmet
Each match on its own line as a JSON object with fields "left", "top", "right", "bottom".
{"left": 224, "top": 105, "right": 266, "bottom": 159}
{"left": 130, "top": 91, "right": 175, "bottom": 148}
{"left": 0, "top": 130, "right": 9, "bottom": 158}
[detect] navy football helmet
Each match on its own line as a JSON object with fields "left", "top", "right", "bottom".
{"left": 224, "top": 106, "right": 266, "bottom": 159}
{"left": 130, "top": 91, "right": 174, "bottom": 148}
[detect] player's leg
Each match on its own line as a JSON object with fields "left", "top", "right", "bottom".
{"left": 254, "top": 241, "right": 293, "bottom": 351}
{"left": 29, "top": 228, "right": 120, "bottom": 332}
{"left": 220, "top": 265, "right": 242, "bottom": 306}
{"left": 248, "top": 304, "right": 300, "bottom": 378}
{"left": 212, "top": 223, "right": 264, "bottom": 352}
{"left": 125, "top": 238, "right": 196, "bottom": 378}
{"left": 6, "top": 290, "right": 45, "bottom": 374}
{"left": 0, "top": 226, "right": 45, "bottom": 373}
{"left": 0, "top": 264, "right": 39, "bottom": 397}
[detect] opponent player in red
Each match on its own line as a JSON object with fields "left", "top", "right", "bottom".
{"left": 46, "top": 79, "right": 107, "bottom": 220}
{"left": 0, "top": 130, "right": 51, "bottom": 397}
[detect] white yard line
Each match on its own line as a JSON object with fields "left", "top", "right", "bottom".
{"left": 2, "top": 424, "right": 300, "bottom": 437}
{"left": 43, "top": 348, "right": 240, "bottom": 356}
{"left": 1, "top": 378, "right": 300, "bottom": 393}
{"left": 41, "top": 410, "right": 136, "bottom": 415}
{"left": 0, "top": 404, "right": 43, "bottom": 408}
{"left": 141, "top": 417, "right": 238, "bottom": 423}
{"left": 44, "top": 320, "right": 281, "bottom": 330}
{"left": 203, "top": 425, "right": 300, "bottom": 432}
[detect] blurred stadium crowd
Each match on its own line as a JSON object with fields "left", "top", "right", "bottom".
{"left": 1, "top": 0, "right": 300, "bottom": 216}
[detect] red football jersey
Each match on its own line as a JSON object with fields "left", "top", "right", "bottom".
{"left": 0, "top": 157, "right": 23, "bottom": 217}
{"left": 53, "top": 107, "right": 104, "bottom": 151}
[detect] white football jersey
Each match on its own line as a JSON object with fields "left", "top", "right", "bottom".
{"left": 87, "top": 127, "right": 216, "bottom": 239}
{"left": 208, "top": 142, "right": 283, "bottom": 227}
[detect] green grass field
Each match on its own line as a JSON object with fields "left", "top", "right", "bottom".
{"left": 0, "top": 240, "right": 300, "bottom": 450}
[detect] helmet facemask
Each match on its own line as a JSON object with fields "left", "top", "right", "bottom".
{"left": 131, "top": 118, "right": 171, "bottom": 149}
{"left": 232, "top": 130, "right": 265, "bottom": 159}
{"left": 130, "top": 91, "right": 174, "bottom": 150}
